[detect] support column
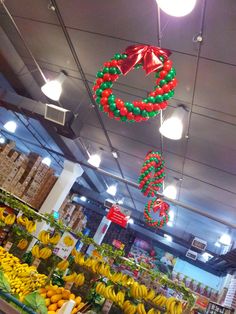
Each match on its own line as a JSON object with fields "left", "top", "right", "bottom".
{"left": 27, "top": 160, "right": 83, "bottom": 250}
{"left": 86, "top": 217, "right": 111, "bottom": 256}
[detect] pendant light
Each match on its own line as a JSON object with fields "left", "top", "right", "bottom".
{"left": 4, "top": 121, "right": 17, "bottom": 133}
{"left": 159, "top": 104, "right": 188, "bottom": 140}
{"left": 88, "top": 154, "right": 101, "bottom": 168}
{"left": 156, "top": 0, "right": 197, "bottom": 17}
{"left": 41, "top": 71, "right": 67, "bottom": 101}
{"left": 106, "top": 184, "right": 117, "bottom": 197}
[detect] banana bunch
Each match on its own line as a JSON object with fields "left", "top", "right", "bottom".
{"left": 25, "top": 220, "right": 37, "bottom": 233}
{"left": 96, "top": 282, "right": 125, "bottom": 307}
{"left": 0, "top": 246, "right": 47, "bottom": 297}
{"left": 63, "top": 235, "right": 74, "bottom": 246}
{"left": 57, "top": 259, "right": 69, "bottom": 271}
{"left": 166, "top": 297, "right": 183, "bottom": 314}
{"left": 62, "top": 272, "right": 77, "bottom": 282}
{"left": 39, "top": 247, "right": 52, "bottom": 259}
{"left": 145, "top": 288, "right": 156, "bottom": 302}
{"left": 17, "top": 239, "right": 28, "bottom": 250}
{"left": 38, "top": 230, "right": 50, "bottom": 245}
{"left": 31, "top": 245, "right": 52, "bottom": 259}
{"left": 5, "top": 213, "right": 16, "bottom": 225}
{"left": 49, "top": 232, "right": 61, "bottom": 245}
{"left": 147, "top": 309, "right": 160, "bottom": 314}
{"left": 74, "top": 251, "right": 85, "bottom": 266}
{"left": 96, "top": 262, "right": 112, "bottom": 279}
{"left": 123, "top": 300, "right": 137, "bottom": 314}
{"left": 74, "top": 273, "right": 85, "bottom": 287}
{"left": 137, "top": 303, "right": 147, "bottom": 314}
{"left": 130, "top": 282, "right": 148, "bottom": 299}
{"left": 0, "top": 207, "right": 6, "bottom": 221}
{"left": 152, "top": 294, "right": 168, "bottom": 308}
{"left": 17, "top": 215, "right": 29, "bottom": 226}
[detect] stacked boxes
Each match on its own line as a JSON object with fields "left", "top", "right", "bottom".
{"left": 0, "top": 141, "right": 57, "bottom": 209}
{"left": 224, "top": 277, "right": 236, "bottom": 310}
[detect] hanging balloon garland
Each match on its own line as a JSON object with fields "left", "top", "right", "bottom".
{"left": 93, "top": 44, "right": 177, "bottom": 122}
{"left": 138, "top": 151, "right": 165, "bottom": 197}
{"left": 144, "top": 199, "right": 169, "bottom": 227}
{"left": 138, "top": 151, "right": 169, "bottom": 228}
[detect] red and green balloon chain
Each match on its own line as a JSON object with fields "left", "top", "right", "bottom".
{"left": 138, "top": 152, "right": 165, "bottom": 197}
{"left": 144, "top": 199, "right": 169, "bottom": 227}
{"left": 93, "top": 53, "right": 177, "bottom": 122}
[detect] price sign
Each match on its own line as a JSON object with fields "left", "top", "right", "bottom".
{"left": 107, "top": 205, "right": 131, "bottom": 228}
{"left": 32, "top": 258, "right": 41, "bottom": 268}
{"left": 102, "top": 299, "right": 113, "bottom": 313}
{"left": 4, "top": 242, "right": 13, "bottom": 251}
{"left": 53, "top": 232, "right": 77, "bottom": 259}
{"left": 64, "top": 282, "right": 74, "bottom": 290}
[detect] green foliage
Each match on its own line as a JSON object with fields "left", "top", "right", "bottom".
{"left": 23, "top": 291, "right": 47, "bottom": 314}
{"left": 0, "top": 270, "right": 11, "bottom": 293}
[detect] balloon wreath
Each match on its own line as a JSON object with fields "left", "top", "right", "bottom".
{"left": 144, "top": 198, "right": 169, "bottom": 227}
{"left": 138, "top": 151, "right": 165, "bottom": 197}
{"left": 93, "top": 44, "right": 177, "bottom": 122}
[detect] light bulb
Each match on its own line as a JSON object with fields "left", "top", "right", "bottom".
{"left": 42, "top": 157, "right": 51, "bottom": 166}
{"left": 164, "top": 234, "right": 172, "bottom": 242}
{"left": 214, "top": 241, "right": 221, "bottom": 247}
{"left": 128, "top": 218, "right": 134, "bottom": 224}
{"left": 0, "top": 136, "right": 6, "bottom": 144}
{"left": 80, "top": 196, "right": 87, "bottom": 202}
{"left": 163, "top": 185, "right": 177, "bottom": 199}
{"left": 167, "top": 221, "right": 173, "bottom": 227}
{"left": 157, "top": 0, "right": 196, "bottom": 17}
{"left": 159, "top": 117, "right": 183, "bottom": 140}
{"left": 219, "top": 234, "right": 231, "bottom": 246}
{"left": 106, "top": 185, "right": 117, "bottom": 196}
{"left": 88, "top": 154, "right": 101, "bottom": 167}
{"left": 202, "top": 252, "right": 213, "bottom": 262}
{"left": 41, "top": 72, "right": 66, "bottom": 101}
{"left": 3, "top": 121, "right": 17, "bottom": 133}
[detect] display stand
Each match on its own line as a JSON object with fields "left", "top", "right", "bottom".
{"left": 206, "top": 301, "right": 233, "bottom": 314}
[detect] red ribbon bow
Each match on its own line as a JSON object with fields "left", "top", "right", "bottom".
{"left": 118, "top": 44, "right": 171, "bottom": 76}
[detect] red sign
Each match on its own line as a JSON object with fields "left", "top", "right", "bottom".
{"left": 112, "top": 239, "right": 125, "bottom": 250}
{"left": 106, "top": 205, "right": 130, "bottom": 228}
{"left": 195, "top": 295, "right": 209, "bottom": 309}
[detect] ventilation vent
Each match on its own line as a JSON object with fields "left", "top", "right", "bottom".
{"left": 44, "top": 104, "right": 69, "bottom": 126}
{"left": 191, "top": 237, "right": 207, "bottom": 251}
{"left": 186, "top": 249, "right": 198, "bottom": 260}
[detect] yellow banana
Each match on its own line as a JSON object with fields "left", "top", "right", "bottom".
{"left": 31, "top": 245, "right": 40, "bottom": 259}
{"left": 50, "top": 233, "right": 61, "bottom": 245}
{"left": 74, "top": 273, "right": 85, "bottom": 287}
{"left": 5, "top": 214, "right": 16, "bottom": 225}
{"left": 62, "top": 272, "right": 77, "bottom": 282}
{"left": 39, "top": 247, "right": 52, "bottom": 259}
{"left": 57, "top": 259, "right": 69, "bottom": 271}
{"left": 25, "top": 220, "right": 37, "bottom": 233}
{"left": 38, "top": 231, "right": 50, "bottom": 245}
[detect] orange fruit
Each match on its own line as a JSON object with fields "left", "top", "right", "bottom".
{"left": 47, "top": 290, "right": 57, "bottom": 298}
{"left": 48, "top": 304, "right": 58, "bottom": 311}
{"left": 56, "top": 287, "right": 64, "bottom": 294}
{"left": 57, "top": 299, "right": 66, "bottom": 308}
{"left": 38, "top": 288, "right": 47, "bottom": 294}
{"left": 62, "top": 290, "right": 70, "bottom": 299}
{"left": 69, "top": 293, "right": 75, "bottom": 300}
{"left": 72, "top": 308, "right": 78, "bottom": 314}
{"left": 51, "top": 294, "right": 63, "bottom": 304}
{"left": 48, "top": 311, "right": 56, "bottom": 314}
{"left": 75, "top": 296, "right": 81, "bottom": 305}
{"left": 45, "top": 298, "right": 51, "bottom": 306}
{"left": 40, "top": 293, "right": 46, "bottom": 298}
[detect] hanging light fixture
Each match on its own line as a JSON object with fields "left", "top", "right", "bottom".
{"left": 156, "top": 0, "right": 197, "bottom": 17}
{"left": 159, "top": 104, "right": 188, "bottom": 140}
{"left": 42, "top": 157, "right": 51, "bottom": 166}
{"left": 219, "top": 234, "right": 231, "bottom": 246}
{"left": 0, "top": 136, "right": 6, "bottom": 144}
{"left": 41, "top": 71, "right": 67, "bottom": 101}
{"left": 88, "top": 154, "right": 101, "bottom": 168}
{"left": 163, "top": 185, "right": 177, "bottom": 199}
{"left": 3, "top": 121, "right": 17, "bottom": 133}
{"left": 106, "top": 184, "right": 117, "bottom": 196}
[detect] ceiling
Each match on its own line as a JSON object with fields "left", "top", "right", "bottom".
{"left": 0, "top": 0, "right": 236, "bottom": 273}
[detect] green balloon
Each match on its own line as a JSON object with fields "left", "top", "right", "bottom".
{"left": 165, "top": 73, "right": 172, "bottom": 82}
{"left": 163, "top": 93, "right": 169, "bottom": 101}
{"left": 148, "top": 111, "right": 156, "bottom": 117}
{"left": 108, "top": 95, "right": 115, "bottom": 102}
{"left": 159, "top": 56, "right": 164, "bottom": 62}
{"left": 96, "top": 71, "right": 104, "bottom": 78}
{"left": 109, "top": 103, "right": 116, "bottom": 111}
{"left": 133, "top": 107, "right": 141, "bottom": 115}
{"left": 99, "top": 105, "right": 103, "bottom": 111}
{"left": 142, "top": 110, "right": 148, "bottom": 117}
{"left": 109, "top": 67, "right": 117, "bottom": 74}
{"left": 96, "top": 89, "right": 103, "bottom": 96}
{"left": 122, "top": 54, "right": 127, "bottom": 59}
{"left": 114, "top": 109, "right": 120, "bottom": 117}
{"left": 114, "top": 53, "right": 121, "bottom": 60}
{"left": 103, "top": 67, "right": 110, "bottom": 73}
{"left": 96, "top": 97, "right": 101, "bottom": 104}
{"left": 159, "top": 79, "right": 166, "bottom": 87}
{"left": 100, "top": 82, "right": 108, "bottom": 90}
{"left": 125, "top": 102, "right": 133, "bottom": 111}
{"left": 155, "top": 95, "right": 163, "bottom": 103}
{"left": 155, "top": 72, "right": 160, "bottom": 78}
{"left": 147, "top": 96, "right": 155, "bottom": 103}
{"left": 143, "top": 99, "right": 148, "bottom": 103}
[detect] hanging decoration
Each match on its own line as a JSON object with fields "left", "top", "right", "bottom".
{"left": 138, "top": 151, "right": 165, "bottom": 197}
{"left": 93, "top": 44, "right": 177, "bottom": 122}
{"left": 144, "top": 198, "right": 169, "bottom": 227}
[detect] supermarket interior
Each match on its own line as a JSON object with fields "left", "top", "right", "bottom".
{"left": 0, "top": 0, "right": 235, "bottom": 313}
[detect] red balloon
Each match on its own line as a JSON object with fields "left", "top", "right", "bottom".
{"left": 164, "top": 64, "right": 171, "bottom": 71}
{"left": 145, "top": 103, "right": 153, "bottom": 112}
{"left": 108, "top": 111, "right": 114, "bottom": 118}
{"left": 172, "top": 78, "right": 177, "bottom": 87}
{"left": 102, "top": 89, "right": 112, "bottom": 97}
{"left": 165, "top": 60, "right": 173, "bottom": 67}
{"left": 163, "top": 85, "right": 170, "bottom": 93}
{"left": 103, "top": 105, "right": 109, "bottom": 112}
{"left": 155, "top": 87, "right": 163, "bottom": 95}
{"left": 127, "top": 112, "right": 134, "bottom": 120}
{"left": 159, "top": 101, "right": 167, "bottom": 109}
{"left": 153, "top": 104, "right": 160, "bottom": 111}
{"left": 93, "top": 85, "right": 99, "bottom": 92}
{"left": 168, "top": 81, "right": 174, "bottom": 90}
{"left": 111, "top": 74, "right": 119, "bottom": 81}
{"left": 134, "top": 115, "right": 142, "bottom": 122}
{"left": 104, "top": 62, "right": 111, "bottom": 67}
{"left": 159, "top": 70, "right": 167, "bottom": 79}
{"left": 110, "top": 60, "right": 118, "bottom": 66}
{"left": 139, "top": 102, "right": 146, "bottom": 110}
{"left": 100, "top": 97, "right": 108, "bottom": 106}
{"left": 103, "top": 73, "right": 112, "bottom": 81}
{"left": 120, "top": 107, "right": 128, "bottom": 116}
{"left": 149, "top": 91, "right": 156, "bottom": 97}
{"left": 96, "top": 78, "right": 103, "bottom": 85}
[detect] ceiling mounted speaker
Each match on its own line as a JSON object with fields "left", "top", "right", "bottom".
{"left": 44, "top": 104, "right": 70, "bottom": 126}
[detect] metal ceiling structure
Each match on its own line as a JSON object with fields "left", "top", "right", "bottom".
{"left": 0, "top": 0, "right": 236, "bottom": 274}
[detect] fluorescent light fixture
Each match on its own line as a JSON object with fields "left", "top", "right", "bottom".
{"left": 41, "top": 72, "right": 66, "bottom": 101}
{"left": 167, "top": 221, "right": 173, "bottom": 227}
{"left": 106, "top": 184, "right": 117, "bottom": 196}
{"left": 88, "top": 154, "right": 101, "bottom": 168}
{"left": 202, "top": 252, "right": 213, "bottom": 262}
{"left": 42, "top": 157, "right": 51, "bottom": 166}
{"left": 0, "top": 136, "right": 6, "bottom": 144}
{"left": 80, "top": 196, "right": 87, "bottom": 202}
{"left": 118, "top": 198, "right": 124, "bottom": 205}
{"left": 163, "top": 185, "right": 177, "bottom": 199}
{"left": 164, "top": 234, "right": 172, "bottom": 242}
{"left": 159, "top": 104, "right": 188, "bottom": 140}
{"left": 157, "top": 0, "right": 196, "bottom": 17}
{"left": 112, "top": 151, "right": 118, "bottom": 159}
{"left": 219, "top": 234, "right": 231, "bottom": 246}
{"left": 4, "top": 121, "right": 17, "bottom": 133}
{"left": 128, "top": 218, "right": 134, "bottom": 224}
{"left": 215, "top": 241, "right": 221, "bottom": 248}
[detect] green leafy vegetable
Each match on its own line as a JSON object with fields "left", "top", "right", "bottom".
{"left": 23, "top": 291, "right": 47, "bottom": 314}
{"left": 0, "top": 270, "right": 11, "bottom": 293}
